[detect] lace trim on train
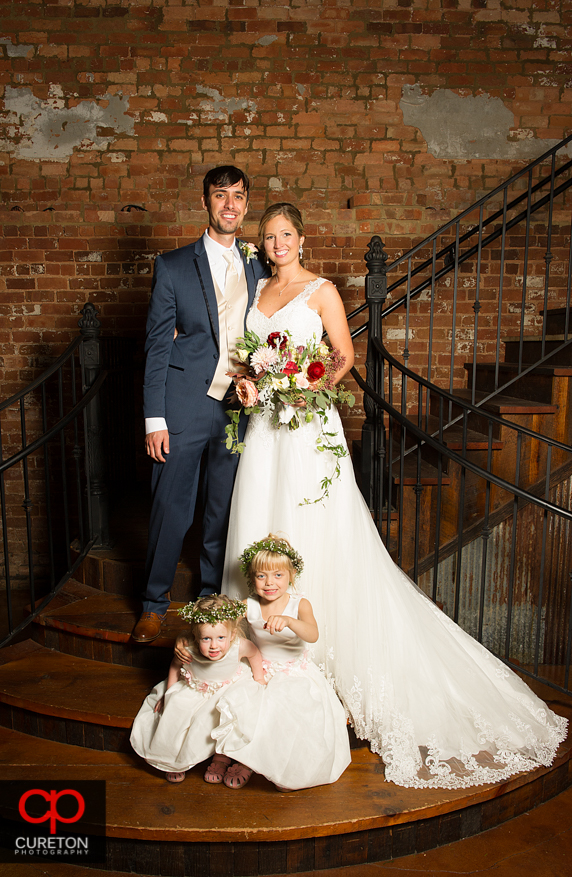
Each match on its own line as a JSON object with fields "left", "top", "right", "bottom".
{"left": 334, "top": 667, "right": 567, "bottom": 789}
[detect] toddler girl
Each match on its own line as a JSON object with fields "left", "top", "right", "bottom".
{"left": 212, "top": 535, "right": 351, "bottom": 790}
{"left": 130, "top": 595, "right": 265, "bottom": 787}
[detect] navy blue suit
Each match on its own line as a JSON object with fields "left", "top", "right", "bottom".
{"left": 142, "top": 235, "right": 269, "bottom": 612}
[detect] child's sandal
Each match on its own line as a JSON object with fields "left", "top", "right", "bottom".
{"left": 223, "top": 762, "right": 253, "bottom": 789}
{"left": 166, "top": 772, "right": 186, "bottom": 783}
{"left": 204, "top": 754, "right": 232, "bottom": 784}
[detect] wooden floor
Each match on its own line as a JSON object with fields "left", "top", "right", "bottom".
{"left": 4, "top": 782, "right": 572, "bottom": 877}
{"left": 0, "top": 549, "right": 571, "bottom": 874}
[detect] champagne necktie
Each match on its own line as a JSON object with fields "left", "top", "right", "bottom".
{"left": 222, "top": 249, "right": 239, "bottom": 297}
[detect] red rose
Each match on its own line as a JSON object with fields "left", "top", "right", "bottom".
{"left": 282, "top": 360, "right": 300, "bottom": 375}
{"left": 307, "top": 361, "right": 326, "bottom": 382}
{"left": 267, "top": 332, "right": 287, "bottom": 350}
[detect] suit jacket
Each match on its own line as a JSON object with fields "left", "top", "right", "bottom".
{"left": 143, "top": 236, "right": 269, "bottom": 435}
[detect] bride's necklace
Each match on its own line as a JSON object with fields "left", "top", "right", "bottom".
{"left": 276, "top": 268, "right": 303, "bottom": 297}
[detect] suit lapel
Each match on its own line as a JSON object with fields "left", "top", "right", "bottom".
{"left": 193, "top": 239, "right": 219, "bottom": 348}
{"left": 240, "top": 244, "right": 258, "bottom": 312}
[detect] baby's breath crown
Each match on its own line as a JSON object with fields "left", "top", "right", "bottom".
{"left": 239, "top": 536, "right": 304, "bottom": 579}
{"left": 178, "top": 598, "right": 245, "bottom": 626}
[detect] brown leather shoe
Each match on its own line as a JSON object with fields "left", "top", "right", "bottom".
{"left": 131, "top": 612, "right": 166, "bottom": 643}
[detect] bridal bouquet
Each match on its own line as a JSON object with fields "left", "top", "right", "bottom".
{"left": 225, "top": 329, "right": 355, "bottom": 503}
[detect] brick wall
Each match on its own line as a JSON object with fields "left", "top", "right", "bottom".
{"left": 1, "top": 0, "right": 571, "bottom": 451}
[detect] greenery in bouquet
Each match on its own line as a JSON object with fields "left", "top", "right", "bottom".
{"left": 225, "top": 329, "right": 355, "bottom": 503}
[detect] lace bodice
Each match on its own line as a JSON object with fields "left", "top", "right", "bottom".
{"left": 247, "top": 278, "right": 325, "bottom": 347}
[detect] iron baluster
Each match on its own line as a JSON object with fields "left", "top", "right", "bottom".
{"left": 0, "top": 429, "right": 12, "bottom": 634}
{"left": 361, "top": 236, "right": 388, "bottom": 511}
{"left": 471, "top": 205, "right": 484, "bottom": 406}
{"left": 79, "top": 303, "right": 111, "bottom": 548}
{"left": 20, "top": 398, "right": 35, "bottom": 613}
{"left": 41, "top": 382, "right": 55, "bottom": 589}
{"left": 58, "top": 366, "right": 72, "bottom": 571}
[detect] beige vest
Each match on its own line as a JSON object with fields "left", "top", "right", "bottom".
{"left": 207, "top": 268, "right": 249, "bottom": 401}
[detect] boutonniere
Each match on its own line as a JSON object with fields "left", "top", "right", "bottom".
{"left": 238, "top": 241, "right": 258, "bottom": 264}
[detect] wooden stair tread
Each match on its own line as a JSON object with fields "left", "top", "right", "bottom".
{"left": 404, "top": 415, "right": 503, "bottom": 451}
{"left": 1, "top": 725, "right": 569, "bottom": 844}
{"left": 0, "top": 639, "right": 44, "bottom": 667}
{"left": 453, "top": 388, "right": 558, "bottom": 415}
{"left": 465, "top": 361, "right": 572, "bottom": 377}
{"left": 392, "top": 458, "right": 451, "bottom": 485}
{"left": 0, "top": 645, "right": 155, "bottom": 727}
{"left": 34, "top": 581, "right": 189, "bottom": 646}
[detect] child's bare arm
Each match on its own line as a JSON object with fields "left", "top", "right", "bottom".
{"left": 166, "top": 655, "right": 184, "bottom": 689}
{"left": 265, "top": 598, "right": 319, "bottom": 643}
{"left": 239, "top": 638, "right": 266, "bottom": 685}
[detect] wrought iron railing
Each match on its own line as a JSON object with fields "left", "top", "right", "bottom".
{"left": 0, "top": 304, "right": 112, "bottom": 647}
{"left": 350, "top": 134, "right": 572, "bottom": 697}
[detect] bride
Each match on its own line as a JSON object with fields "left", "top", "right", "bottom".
{"left": 221, "top": 202, "right": 568, "bottom": 789}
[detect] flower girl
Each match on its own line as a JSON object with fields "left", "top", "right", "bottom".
{"left": 209, "top": 535, "right": 350, "bottom": 790}
{"left": 130, "top": 595, "right": 265, "bottom": 787}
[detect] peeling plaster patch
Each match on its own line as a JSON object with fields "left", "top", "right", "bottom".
{"left": 400, "top": 85, "right": 572, "bottom": 160}
{"left": 511, "top": 128, "right": 534, "bottom": 140}
{"left": 147, "top": 111, "right": 167, "bottom": 123}
{"left": 0, "top": 38, "right": 34, "bottom": 58}
{"left": 196, "top": 86, "right": 256, "bottom": 122}
{"left": 534, "top": 27, "right": 557, "bottom": 49}
{"left": 386, "top": 328, "right": 409, "bottom": 341}
{"left": 77, "top": 252, "right": 102, "bottom": 262}
{"left": 0, "top": 87, "right": 134, "bottom": 161}
{"left": 269, "top": 177, "right": 283, "bottom": 191}
{"left": 109, "top": 152, "right": 127, "bottom": 163}
{"left": 296, "top": 83, "right": 306, "bottom": 96}
{"left": 257, "top": 35, "right": 277, "bottom": 46}
{"left": 346, "top": 275, "right": 366, "bottom": 288}
{"left": 516, "top": 275, "right": 545, "bottom": 289}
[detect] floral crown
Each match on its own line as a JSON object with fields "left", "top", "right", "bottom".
{"left": 177, "top": 598, "right": 245, "bottom": 626}
{"left": 239, "top": 536, "right": 304, "bottom": 579}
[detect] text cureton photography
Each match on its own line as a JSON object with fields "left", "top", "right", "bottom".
{"left": 0, "top": 780, "right": 106, "bottom": 864}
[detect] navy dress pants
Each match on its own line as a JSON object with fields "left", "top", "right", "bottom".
{"left": 142, "top": 396, "right": 243, "bottom": 614}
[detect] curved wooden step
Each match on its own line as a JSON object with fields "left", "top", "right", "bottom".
{"left": 32, "top": 581, "right": 188, "bottom": 668}
{"left": 1, "top": 718, "right": 571, "bottom": 875}
{"left": 0, "top": 641, "right": 154, "bottom": 750}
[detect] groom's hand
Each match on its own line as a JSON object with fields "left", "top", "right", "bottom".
{"left": 145, "top": 429, "right": 170, "bottom": 463}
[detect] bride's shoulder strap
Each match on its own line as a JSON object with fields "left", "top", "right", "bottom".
{"left": 300, "top": 276, "right": 326, "bottom": 302}
{"left": 254, "top": 277, "right": 271, "bottom": 299}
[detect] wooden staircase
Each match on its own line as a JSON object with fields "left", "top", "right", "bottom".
{"left": 1, "top": 529, "right": 572, "bottom": 874}
{"left": 388, "top": 306, "right": 572, "bottom": 574}
{"left": 2, "top": 311, "right": 572, "bottom": 873}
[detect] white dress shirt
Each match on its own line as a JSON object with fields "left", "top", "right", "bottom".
{"left": 145, "top": 231, "right": 243, "bottom": 435}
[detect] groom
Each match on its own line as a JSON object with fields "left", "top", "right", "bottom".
{"left": 132, "top": 165, "right": 269, "bottom": 643}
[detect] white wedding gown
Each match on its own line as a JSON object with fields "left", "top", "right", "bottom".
{"left": 222, "top": 278, "right": 568, "bottom": 789}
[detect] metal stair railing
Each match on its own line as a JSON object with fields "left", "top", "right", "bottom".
{"left": 0, "top": 303, "right": 111, "bottom": 647}
{"left": 353, "top": 360, "right": 572, "bottom": 697}
{"left": 347, "top": 133, "right": 572, "bottom": 405}
{"left": 347, "top": 135, "right": 572, "bottom": 697}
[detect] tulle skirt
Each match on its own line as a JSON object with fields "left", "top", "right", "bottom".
{"left": 222, "top": 409, "right": 568, "bottom": 788}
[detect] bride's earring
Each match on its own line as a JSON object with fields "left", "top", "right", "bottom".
{"left": 299, "top": 243, "right": 303, "bottom": 259}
